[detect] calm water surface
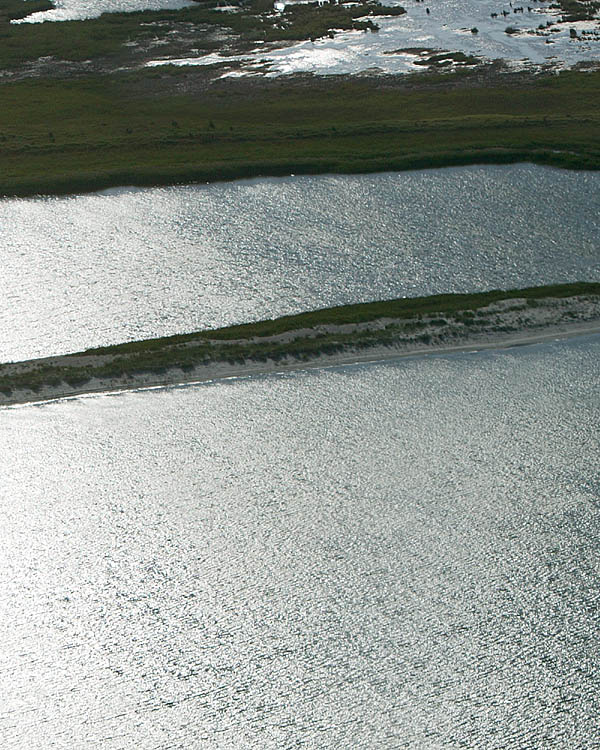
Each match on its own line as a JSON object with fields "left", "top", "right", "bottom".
{"left": 2, "top": 164, "right": 599, "bottom": 362}
{"left": 19, "top": 0, "right": 192, "bottom": 23}
{"left": 1, "top": 335, "right": 599, "bottom": 747}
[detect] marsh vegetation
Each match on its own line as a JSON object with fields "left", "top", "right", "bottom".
{"left": 1, "top": 67, "right": 600, "bottom": 197}
{"left": 0, "top": 0, "right": 404, "bottom": 69}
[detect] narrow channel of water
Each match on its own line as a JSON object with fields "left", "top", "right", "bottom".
{"left": 2, "top": 164, "right": 599, "bottom": 362}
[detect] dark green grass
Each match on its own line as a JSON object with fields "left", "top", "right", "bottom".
{"left": 554, "top": 0, "right": 600, "bottom": 22}
{"left": 413, "top": 51, "right": 480, "bottom": 66}
{"left": 1, "top": 69, "right": 600, "bottom": 197}
{"left": 1, "top": 283, "right": 598, "bottom": 396}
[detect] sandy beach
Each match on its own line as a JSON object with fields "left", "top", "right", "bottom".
{"left": 2, "top": 293, "right": 599, "bottom": 408}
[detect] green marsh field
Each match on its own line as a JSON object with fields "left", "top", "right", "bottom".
{"left": 0, "top": 0, "right": 599, "bottom": 196}
{"left": 1, "top": 68, "right": 600, "bottom": 196}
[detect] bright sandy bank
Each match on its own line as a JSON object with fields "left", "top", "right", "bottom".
{"left": 2, "top": 294, "right": 600, "bottom": 407}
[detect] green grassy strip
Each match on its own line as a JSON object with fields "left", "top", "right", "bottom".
{"left": 1, "top": 70, "right": 600, "bottom": 197}
{"left": 1, "top": 283, "right": 598, "bottom": 396}
{"left": 85, "top": 282, "right": 600, "bottom": 353}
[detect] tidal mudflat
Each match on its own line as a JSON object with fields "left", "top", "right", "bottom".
{"left": 152, "top": 0, "right": 600, "bottom": 77}
{"left": 15, "top": 0, "right": 600, "bottom": 74}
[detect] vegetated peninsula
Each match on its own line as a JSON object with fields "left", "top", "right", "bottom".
{"left": 2, "top": 282, "right": 599, "bottom": 406}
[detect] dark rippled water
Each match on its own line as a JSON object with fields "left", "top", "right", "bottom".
{"left": 1, "top": 164, "right": 599, "bottom": 362}
{"left": 1, "top": 335, "right": 599, "bottom": 747}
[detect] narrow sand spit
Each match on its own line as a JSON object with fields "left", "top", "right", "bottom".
{"left": 2, "top": 295, "right": 599, "bottom": 407}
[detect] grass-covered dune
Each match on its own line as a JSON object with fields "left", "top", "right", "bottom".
{"left": 1, "top": 69, "right": 600, "bottom": 197}
{"left": 1, "top": 282, "right": 599, "bottom": 402}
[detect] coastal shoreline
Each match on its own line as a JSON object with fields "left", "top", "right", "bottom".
{"left": 3, "top": 316, "right": 599, "bottom": 409}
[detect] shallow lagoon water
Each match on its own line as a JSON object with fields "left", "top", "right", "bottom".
{"left": 148, "top": 0, "right": 600, "bottom": 76}
{"left": 1, "top": 334, "right": 599, "bottom": 747}
{"left": 19, "top": 0, "right": 193, "bottom": 23}
{"left": 249, "top": 10, "right": 599, "bottom": 76}
{"left": 2, "top": 164, "right": 600, "bottom": 363}
{"left": 19, "top": 0, "right": 600, "bottom": 72}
